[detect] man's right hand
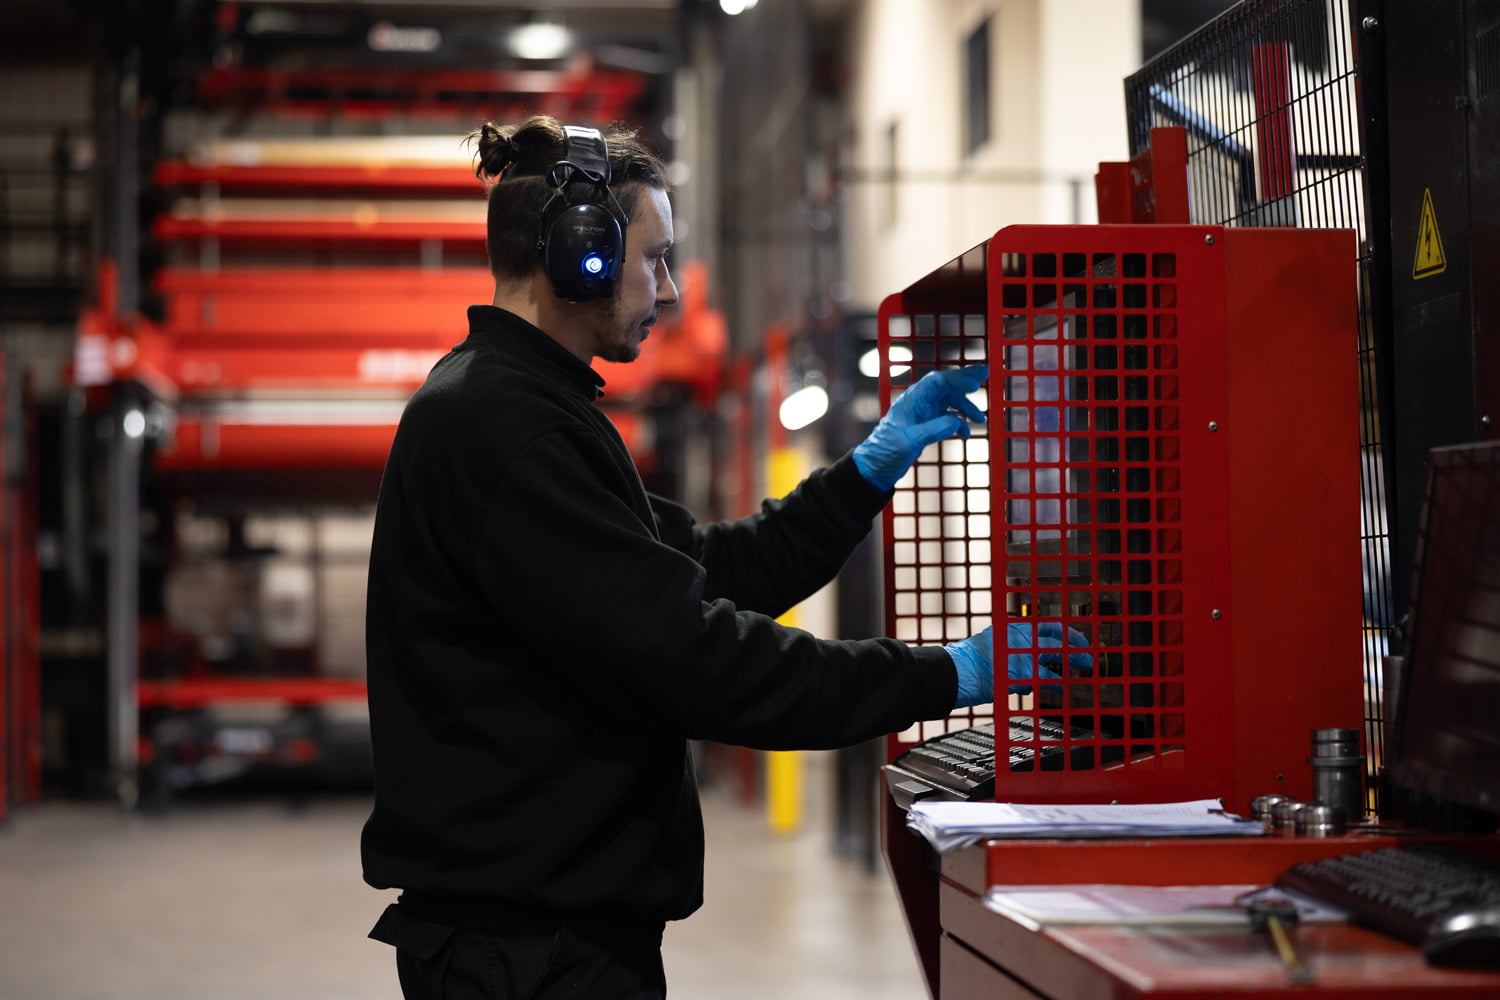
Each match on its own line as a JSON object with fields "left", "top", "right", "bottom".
{"left": 946, "top": 622, "right": 1095, "bottom": 710}
{"left": 945, "top": 626, "right": 994, "bottom": 710}
{"left": 1005, "top": 621, "right": 1093, "bottom": 696}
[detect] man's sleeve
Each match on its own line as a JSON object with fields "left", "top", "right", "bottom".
{"left": 651, "top": 453, "right": 889, "bottom": 619}
{"left": 474, "top": 432, "right": 954, "bottom": 749}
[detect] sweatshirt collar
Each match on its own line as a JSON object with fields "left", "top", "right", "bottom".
{"left": 464, "top": 305, "right": 607, "bottom": 400}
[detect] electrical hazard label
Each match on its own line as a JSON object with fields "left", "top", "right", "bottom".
{"left": 1412, "top": 188, "right": 1447, "bottom": 279}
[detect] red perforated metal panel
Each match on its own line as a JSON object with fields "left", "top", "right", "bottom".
{"left": 986, "top": 224, "right": 1233, "bottom": 805}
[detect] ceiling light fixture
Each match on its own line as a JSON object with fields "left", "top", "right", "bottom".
{"left": 779, "top": 384, "right": 829, "bottom": 431}
{"left": 510, "top": 21, "right": 571, "bottom": 61}
{"left": 859, "top": 344, "right": 912, "bottom": 379}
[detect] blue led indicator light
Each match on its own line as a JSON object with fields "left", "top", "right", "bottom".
{"left": 582, "top": 253, "right": 605, "bottom": 275}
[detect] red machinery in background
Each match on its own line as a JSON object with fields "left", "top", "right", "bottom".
{"left": 76, "top": 123, "right": 725, "bottom": 803}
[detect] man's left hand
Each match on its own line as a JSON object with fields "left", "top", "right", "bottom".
{"left": 853, "top": 364, "right": 989, "bottom": 491}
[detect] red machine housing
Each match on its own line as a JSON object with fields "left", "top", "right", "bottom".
{"left": 880, "top": 222, "right": 1363, "bottom": 816}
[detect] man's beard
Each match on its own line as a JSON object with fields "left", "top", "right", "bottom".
{"left": 591, "top": 300, "right": 644, "bottom": 364}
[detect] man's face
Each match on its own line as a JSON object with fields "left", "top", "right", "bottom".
{"left": 590, "top": 186, "right": 677, "bottom": 364}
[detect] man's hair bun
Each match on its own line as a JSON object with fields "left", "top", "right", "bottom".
{"left": 469, "top": 121, "right": 523, "bottom": 182}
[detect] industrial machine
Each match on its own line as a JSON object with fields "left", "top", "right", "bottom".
{"left": 877, "top": 0, "right": 1500, "bottom": 993}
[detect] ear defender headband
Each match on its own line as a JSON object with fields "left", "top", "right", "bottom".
{"left": 538, "top": 125, "right": 630, "bottom": 302}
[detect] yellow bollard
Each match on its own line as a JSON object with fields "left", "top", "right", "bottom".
{"left": 766, "top": 445, "right": 803, "bottom": 834}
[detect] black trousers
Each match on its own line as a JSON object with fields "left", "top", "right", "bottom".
{"left": 370, "top": 897, "right": 667, "bottom": 1000}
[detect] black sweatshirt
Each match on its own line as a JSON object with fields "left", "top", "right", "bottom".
{"left": 361, "top": 305, "right": 957, "bottom": 923}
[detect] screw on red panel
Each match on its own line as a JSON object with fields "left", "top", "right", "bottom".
{"left": 1212, "top": 609, "right": 1222, "bottom": 619}
{"left": 1208, "top": 421, "right": 1219, "bottom": 431}
{"left": 1204, "top": 234, "right": 1215, "bottom": 245}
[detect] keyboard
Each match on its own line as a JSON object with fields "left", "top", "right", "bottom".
{"left": 887, "top": 718, "right": 1083, "bottom": 808}
{"left": 1276, "top": 845, "right": 1500, "bottom": 967}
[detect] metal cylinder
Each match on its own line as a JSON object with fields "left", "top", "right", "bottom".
{"left": 1270, "top": 799, "right": 1304, "bottom": 832}
{"left": 1250, "top": 793, "right": 1294, "bottom": 822}
{"left": 1294, "top": 803, "right": 1347, "bottom": 837}
{"left": 1308, "top": 727, "right": 1364, "bottom": 821}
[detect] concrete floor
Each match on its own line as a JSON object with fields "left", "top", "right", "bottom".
{"left": 0, "top": 756, "right": 927, "bottom": 1000}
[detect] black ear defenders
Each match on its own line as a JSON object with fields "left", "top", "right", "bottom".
{"left": 538, "top": 125, "right": 630, "bottom": 302}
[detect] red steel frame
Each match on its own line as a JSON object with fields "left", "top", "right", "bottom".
{"left": 1, "top": 356, "right": 42, "bottom": 819}
{"left": 153, "top": 161, "right": 483, "bottom": 195}
{"left": 1252, "top": 42, "right": 1297, "bottom": 203}
{"left": 1094, "top": 126, "right": 1191, "bottom": 225}
{"left": 881, "top": 223, "right": 1363, "bottom": 817}
{"left": 190, "top": 66, "right": 647, "bottom": 125}
{"left": 152, "top": 216, "right": 485, "bottom": 245}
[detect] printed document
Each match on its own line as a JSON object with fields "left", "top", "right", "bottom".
{"left": 907, "top": 798, "right": 1264, "bottom": 852}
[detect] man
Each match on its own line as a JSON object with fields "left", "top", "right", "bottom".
{"left": 361, "top": 116, "right": 1000, "bottom": 999}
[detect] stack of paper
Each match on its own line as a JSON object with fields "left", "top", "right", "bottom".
{"left": 906, "top": 798, "right": 1264, "bottom": 852}
{"left": 983, "top": 884, "right": 1347, "bottom": 927}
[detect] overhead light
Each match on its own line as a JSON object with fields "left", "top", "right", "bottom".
{"left": 779, "top": 384, "right": 829, "bottom": 431}
{"left": 122, "top": 408, "right": 147, "bottom": 439}
{"left": 720, "top": 0, "right": 760, "bottom": 14}
{"left": 510, "top": 21, "right": 571, "bottom": 60}
{"left": 859, "top": 344, "right": 913, "bottom": 379}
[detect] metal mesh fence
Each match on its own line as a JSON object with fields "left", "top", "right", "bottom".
{"left": 1123, "top": 0, "right": 1394, "bottom": 802}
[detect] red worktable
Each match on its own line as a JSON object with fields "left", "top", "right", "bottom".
{"left": 882, "top": 777, "right": 1500, "bottom": 999}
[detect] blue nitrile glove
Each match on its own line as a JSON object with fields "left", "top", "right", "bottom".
{"left": 945, "top": 626, "right": 994, "bottom": 710}
{"left": 853, "top": 364, "right": 989, "bottom": 491}
{"left": 1006, "top": 622, "right": 1094, "bottom": 696}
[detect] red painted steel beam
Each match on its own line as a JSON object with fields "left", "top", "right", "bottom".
{"left": 142, "top": 340, "right": 656, "bottom": 400}
{"left": 1252, "top": 42, "right": 1297, "bottom": 202}
{"left": 155, "top": 267, "right": 493, "bottom": 295}
{"left": 1094, "top": 126, "right": 1190, "bottom": 224}
{"left": 763, "top": 323, "right": 790, "bottom": 452}
{"left": 153, "top": 162, "right": 483, "bottom": 195}
{"left": 15, "top": 378, "right": 40, "bottom": 805}
{"left": 141, "top": 342, "right": 448, "bottom": 391}
{"left": 138, "top": 676, "right": 367, "bottom": 709}
{"left": 191, "top": 66, "right": 647, "bottom": 124}
{"left": 0, "top": 354, "right": 8, "bottom": 823}
{"left": 154, "top": 267, "right": 493, "bottom": 339}
{"left": 156, "top": 421, "right": 399, "bottom": 471}
{"left": 152, "top": 217, "right": 486, "bottom": 244}
{"left": 194, "top": 66, "right": 647, "bottom": 103}
{"left": 0, "top": 358, "right": 43, "bottom": 811}
{"left": 1139, "top": 126, "right": 1191, "bottom": 223}
{"left": 1094, "top": 160, "right": 1133, "bottom": 224}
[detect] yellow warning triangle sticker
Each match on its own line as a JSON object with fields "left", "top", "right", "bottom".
{"left": 1413, "top": 187, "right": 1447, "bottom": 279}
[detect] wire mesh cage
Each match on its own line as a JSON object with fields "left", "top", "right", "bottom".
{"left": 1123, "top": 0, "right": 1394, "bottom": 805}
{"left": 881, "top": 222, "right": 1364, "bottom": 813}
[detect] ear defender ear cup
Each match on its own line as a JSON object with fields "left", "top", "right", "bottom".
{"left": 536, "top": 125, "right": 630, "bottom": 303}
{"left": 542, "top": 201, "right": 624, "bottom": 302}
